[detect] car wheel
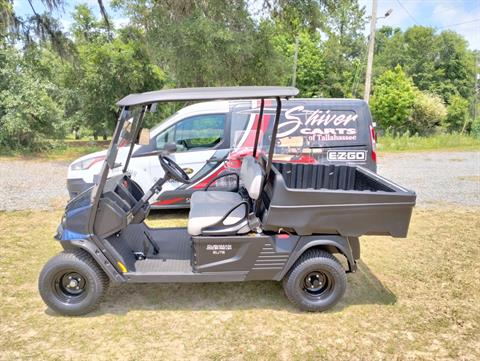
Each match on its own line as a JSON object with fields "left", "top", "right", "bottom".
{"left": 283, "top": 249, "right": 347, "bottom": 312}
{"left": 39, "top": 249, "right": 109, "bottom": 316}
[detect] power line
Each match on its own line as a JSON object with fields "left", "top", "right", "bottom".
{"left": 436, "top": 18, "right": 480, "bottom": 29}
{"left": 396, "top": 0, "right": 418, "bottom": 25}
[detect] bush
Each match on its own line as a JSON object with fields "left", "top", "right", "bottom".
{"left": 410, "top": 90, "right": 447, "bottom": 135}
{"left": 370, "top": 65, "right": 415, "bottom": 133}
{"left": 444, "top": 95, "right": 470, "bottom": 132}
{"left": 471, "top": 117, "right": 480, "bottom": 139}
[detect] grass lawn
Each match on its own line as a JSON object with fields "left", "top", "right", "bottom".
{"left": 1, "top": 134, "right": 479, "bottom": 163}
{"left": 0, "top": 208, "right": 479, "bottom": 360}
{"left": 377, "top": 133, "right": 480, "bottom": 152}
{"left": 0, "top": 141, "right": 108, "bottom": 162}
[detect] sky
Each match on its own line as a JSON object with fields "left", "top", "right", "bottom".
{"left": 359, "top": 0, "right": 480, "bottom": 49}
{"left": 13, "top": 0, "right": 480, "bottom": 50}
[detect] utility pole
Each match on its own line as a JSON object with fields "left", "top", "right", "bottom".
{"left": 292, "top": 34, "right": 299, "bottom": 87}
{"left": 364, "top": 0, "right": 378, "bottom": 103}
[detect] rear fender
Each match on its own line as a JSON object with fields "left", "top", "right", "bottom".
{"left": 59, "top": 239, "right": 126, "bottom": 284}
{"left": 275, "top": 235, "right": 356, "bottom": 281}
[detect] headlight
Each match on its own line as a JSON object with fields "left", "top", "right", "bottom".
{"left": 70, "top": 156, "right": 106, "bottom": 170}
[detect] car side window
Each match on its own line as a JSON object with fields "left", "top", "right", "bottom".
{"left": 156, "top": 114, "right": 225, "bottom": 152}
{"left": 155, "top": 126, "right": 175, "bottom": 150}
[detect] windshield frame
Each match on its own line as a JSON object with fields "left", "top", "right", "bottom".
{"left": 91, "top": 96, "right": 284, "bottom": 216}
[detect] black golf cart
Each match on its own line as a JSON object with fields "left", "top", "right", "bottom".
{"left": 39, "top": 87, "right": 416, "bottom": 315}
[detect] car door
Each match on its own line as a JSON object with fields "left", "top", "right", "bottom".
{"left": 149, "top": 113, "right": 229, "bottom": 206}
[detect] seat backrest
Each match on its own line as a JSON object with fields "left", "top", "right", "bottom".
{"left": 240, "top": 156, "right": 264, "bottom": 200}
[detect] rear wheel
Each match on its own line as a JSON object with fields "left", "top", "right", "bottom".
{"left": 39, "top": 249, "right": 109, "bottom": 316}
{"left": 283, "top": 249, "right": 347, "bottom": 312}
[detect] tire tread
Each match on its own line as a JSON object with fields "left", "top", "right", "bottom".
{"left": 39, "top": 249, "right": 109, "bottom": 316}
{"left": 283, "top": 249, "right": 347, "bottom": 312}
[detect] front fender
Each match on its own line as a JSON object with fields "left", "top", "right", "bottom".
{"left": 274, "top": 235, "right": 356, "bottom": 281}
{"left": 59, "top": 238, "right": 126, "bottom": 284}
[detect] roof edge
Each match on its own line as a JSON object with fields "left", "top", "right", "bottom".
{"left": 116, "top": 86, "right": 299, "bottom": 107}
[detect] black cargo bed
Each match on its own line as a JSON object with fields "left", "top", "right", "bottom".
{"left": 261, "top": 162, "right": 416, "bottom": 237}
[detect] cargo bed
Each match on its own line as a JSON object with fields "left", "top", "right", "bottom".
{"left": 261, "top": 162, "right": 416, "bottom": 237}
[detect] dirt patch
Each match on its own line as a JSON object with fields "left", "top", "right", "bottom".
{"left": 457, "top": 175, "right": 480, "bottom": 182}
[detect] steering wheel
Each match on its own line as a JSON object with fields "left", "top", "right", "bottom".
{"left": 159, "top": 155, "right": 191, "bottom": 184}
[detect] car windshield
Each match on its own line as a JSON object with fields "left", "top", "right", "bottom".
{"left": 118, "top": 106, "right": 145, "bottom": 148}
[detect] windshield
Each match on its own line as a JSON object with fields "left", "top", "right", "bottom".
{"left": 118, "top": 106, "right": 144, "bottom": 148}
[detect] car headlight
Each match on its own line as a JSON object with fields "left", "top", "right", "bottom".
{"left": 70, "top": 156, "right": 106, "bottom": 170}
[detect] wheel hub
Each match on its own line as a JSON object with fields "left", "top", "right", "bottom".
{"left": 303, "top": 271, "right": 329, "bottom": 295}
{"left": 57, "top": 272, "right": 86, "bottom": 297}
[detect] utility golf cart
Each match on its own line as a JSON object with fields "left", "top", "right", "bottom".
{"left": 39, "top": 87, "right": 416, "bottom": 315}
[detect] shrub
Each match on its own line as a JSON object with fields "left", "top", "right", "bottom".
{"left": 410, "top": 90, "right": 447, "bottom": 135}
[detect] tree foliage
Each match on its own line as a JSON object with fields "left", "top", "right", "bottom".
{"left": 370, "top": 65, "right": 415, "bottom": 133}
{"left": 0, "top": 46, "right": 64, "bottom": 150}
{"left": 374, "top": 26, "right": 476, "bottom": 103}
{"left": 444, "top": 95, "right": 470, "bottom": 132}
{"left": 0, "top": 0, "right": 478, "bottom": 151}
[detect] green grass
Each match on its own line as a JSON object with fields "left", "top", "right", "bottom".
{"left": 0, "top": 142, "right": 107, "bottom": 162}
{"left": 0, "top": 208, "right": 479, "bottom": 360}
{"left": 377, "top": 133, "right": 480, "bottom": 152}
{"left": 1, "top": 133, "right": 479, "bottom": 161}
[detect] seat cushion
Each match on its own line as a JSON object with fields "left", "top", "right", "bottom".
{"left": 187, "top": 191, "right": 247, "bottom": 236}
{"left": 240, "top": 156, "right": 264, "bottom": 200}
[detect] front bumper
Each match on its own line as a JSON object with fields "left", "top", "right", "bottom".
{"left": 67, "top": 178, "right": 94, "bottom": 199}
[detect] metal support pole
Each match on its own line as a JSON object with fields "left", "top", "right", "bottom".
{"left": 123, "top": 105, "right": 147, "bottom": 173}
{"left": 253, "top": 98, "right": 265, "bottom": 157}
{"left": 364, "top": 0, "right": 378, "bottom": 103}
{"left": 265, "top": 97, "right": 281, "bottom": 178}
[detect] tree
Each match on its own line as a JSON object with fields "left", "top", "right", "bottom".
{"left": 432, "top": 31, "right": 475, "bottom": 102}
{"left": 1, "top": 0, "right": 111, "bottom": 58}
{"left": 319, "top": 0, "right": 366, "bottom": 98}
{"left": 370, "top": 65, "right": 415, "bottom": 133}
{"left": 374, "top": 26, "right": 476, "bottom": 105}
{"left": 115, "top": 0, "right": 283, "bottom": 87}
{"left": 444, "top": 95, "right": 470, "bottom": 132}
{"left": 272, "top": 28, "right": 325, "bottom": 96}
{"left": 63, "top": 6, "right": 166, "bottom": 137}
{"left": 0, "top": 45, "right": 64, "bottom": 150}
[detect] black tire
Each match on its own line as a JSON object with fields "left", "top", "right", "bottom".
{"left": 283, "top": 249, "right": 347, "bottom": 312}
{"left": 38, "top": 249, "right": 109, "bottom": 316}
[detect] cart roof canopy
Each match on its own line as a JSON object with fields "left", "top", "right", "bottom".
{"left": 116, "top": 86, "right": 299, "bottom": 107}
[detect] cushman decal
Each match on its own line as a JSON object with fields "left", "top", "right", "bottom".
{"left": 206, "top": 244, "right": 232, "bottom": 255}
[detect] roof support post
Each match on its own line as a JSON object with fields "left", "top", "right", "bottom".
{"left": 123, "top": 105, "right": 147, "bottom": 173}
{"left": 252, "top": 98, "right": 265, "bottom": 158}
{"left": 265, "top": 97, "right": 281, "bottom": 177}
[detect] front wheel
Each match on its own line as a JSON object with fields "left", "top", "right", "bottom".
{"left": 38, "top": 249, "right": 109, "bottom": 316}
{"left": 283, "top": 249, "right": 347, "bottom": 312}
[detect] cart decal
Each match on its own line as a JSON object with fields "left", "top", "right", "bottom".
{"left": 327, "top": 150, "right": 367, "bottom": 162}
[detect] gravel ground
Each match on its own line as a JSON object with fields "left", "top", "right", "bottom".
{"left": 378, "top": 151, "right": 480, "bottom": 207}
{"left": 0, "top": 159, "right": 70, "bottom": 211}
{"left": 0, "top": 151, "right": 478, "bottom": 211}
